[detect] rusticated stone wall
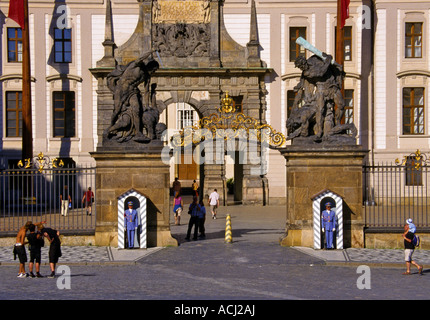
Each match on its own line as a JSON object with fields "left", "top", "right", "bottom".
{"left": 91, "top": 146, "right": 178, "bottom": 247}
{"left": 280, "top": 146, "right": 368, "bottom": 248}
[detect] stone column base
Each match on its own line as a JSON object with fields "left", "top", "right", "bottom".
{"left": 91, "top": 147, "right": 178, "bottom": 248}
{"left": 279, "top": 145, "right": 368, "bottom": 248}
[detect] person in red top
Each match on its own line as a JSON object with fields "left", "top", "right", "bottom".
{"left": 82, "top": 187, "right": 94, "bottom": 216}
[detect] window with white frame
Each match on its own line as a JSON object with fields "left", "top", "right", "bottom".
{"left": 405, "top": 23, "right": 423, "bottom": 58}
{"left": 6, "top": 91, "right": 22, "bottom": 137}
{"left": 176, "top": 103, "right": 198, "bottom": 129}
{"left": 402, "top": 87, "right": 424, "bottom": 135}
{"left": 53, "top": 91, "right": 75, "bottom": 137}
{"left": 289, "top": 27, "right": 306, "bottom": 62}
{"left": 344, "top": 89, "right": 354, "bottom": 125}
{"left": 7, "top": 28, "right": 22, "bottom": 63}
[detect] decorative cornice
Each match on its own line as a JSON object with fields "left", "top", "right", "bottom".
{"left": 0, "top": 74, "right": 36, "bottom": 82}
{"left": 46, "top": 74, "right": 83, "bottom": 82}
{"left": 396, "top": 70, "right": 430, "bottom": 78}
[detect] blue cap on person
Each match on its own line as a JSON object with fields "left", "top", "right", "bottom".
{"left": 128, "top": 201, "right": 133, "bottom": 206}
{"left": 325, "top": 202, "right": 332, "bottom": 207}
{"left": 406, "top": 218, "right": 413, "bottom": 224}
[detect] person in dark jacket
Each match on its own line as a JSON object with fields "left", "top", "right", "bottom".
{"left": 185, "top": 197, "right": 199, "bottom": 241}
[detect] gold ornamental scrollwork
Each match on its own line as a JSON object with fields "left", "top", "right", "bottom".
{"left": 172, "top": 92, "right": 286, "bottom": 148}
{"left": 18, "top": 152, "right": 64, "bottom": 173}
{"left": 395, "top": 149, "right": 430, "bottom": 169}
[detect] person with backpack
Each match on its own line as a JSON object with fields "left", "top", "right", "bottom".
{"left": 402, "top": 223, "right": 423, "bottom": 275}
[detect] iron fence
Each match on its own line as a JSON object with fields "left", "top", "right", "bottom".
{"left": 363, "top": 163, "right": 430, "bottom": 228}
{"left": 0, "top": 166, "right": 96, "bottom": 235}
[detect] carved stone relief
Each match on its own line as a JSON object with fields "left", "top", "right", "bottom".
{"left": 152, "top": 23, "right": 210, "bottom": 58}
{"left": 152, "top": 0, "right": 211, "bottom": 24}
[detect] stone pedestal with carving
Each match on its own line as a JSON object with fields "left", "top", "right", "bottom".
{"left": 91, "top": 143, "right": 177, "bottom": 247}
{"left": 279, "top": 146, "right": 368, "bottom": 248}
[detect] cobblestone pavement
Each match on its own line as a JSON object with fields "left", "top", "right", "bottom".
{"left": 1, "top": 205, "right": 429, "bottom": 304}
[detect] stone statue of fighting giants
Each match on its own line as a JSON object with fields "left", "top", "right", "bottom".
{"left": 105, "top": 52, "right": 161, "bottom": 143}
{"left": 286, "top": 37, "right": 357, "bottom": 144}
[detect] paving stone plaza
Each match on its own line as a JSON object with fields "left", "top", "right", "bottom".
{"left": 1, "top": 204, "right": 429, "bottom": 306}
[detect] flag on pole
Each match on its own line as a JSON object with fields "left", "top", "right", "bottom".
{"left": 8, "top": 0, "right": 25, "bottom": 29}
{"left": 340, "top": 0, "right": 350, "bottom": 29}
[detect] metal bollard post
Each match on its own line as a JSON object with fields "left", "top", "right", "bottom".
{"left": 225, "top": 214, "right": 232, "bottom": 243}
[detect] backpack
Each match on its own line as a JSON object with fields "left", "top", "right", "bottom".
{"left": 412, "top": 234, "right": 420, "bottom": 247}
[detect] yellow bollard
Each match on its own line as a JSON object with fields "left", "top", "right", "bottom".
{"left": 225, "top": 214, "right": 232, "bottom": 243}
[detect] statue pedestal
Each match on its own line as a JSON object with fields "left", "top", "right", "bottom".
{"left": 279, "top": 145, "right": 368, "bottom": 248}
{"left": 91, "top": 143, "right": 178, "bottom": 247}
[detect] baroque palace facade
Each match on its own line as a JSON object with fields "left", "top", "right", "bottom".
{"left": 0, "top": 0, "right": 430, "bottom": 205}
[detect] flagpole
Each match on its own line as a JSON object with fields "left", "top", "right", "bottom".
{"left": 336, "top": 0, "right": 345, "bottom": 123}
{"left": 22, "top": 0, "right": 32, "bottom": 160}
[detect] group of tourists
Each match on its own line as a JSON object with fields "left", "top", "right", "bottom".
{"left": 172, "top": 178, "right": 220, "bottom": 241}
{"left": 14, "top": 221, "right": 62, "bottom": 278}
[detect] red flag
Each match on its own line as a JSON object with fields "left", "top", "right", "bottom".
{"left": 8, "top": 0, "right": 25, "bottom": 29}
{"left": 341, "top": 0, "right": 350, "bottom": 28}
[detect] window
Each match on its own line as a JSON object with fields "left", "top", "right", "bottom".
{"left": 344, "top": 89, "right": 354, "bottom": 125}
{"left": 176, "top": 103, "right": 198, "bottom": 129}
{"left": 403, "top": 88, "right": 424, "bottom": 135}
{"left": 287, "top": 90, "right": 296, "bottom": 118}
{"left": 53, "top": 91, "right": 75, "bottom": 137}
{"left": 6, "top": 91, "right": 22, "bottom": 137}
{"left": 343, "top": 27, "right": 352, "bottom": 61}
{"left": 232, "top": 95, "right": 243, "bottom": 113}
{"left": 289, "top": 27, "right": 306, "bottom": 61}
{"left": 54, "top": 28, "right": 72, "bottom": 63}
{"left": 405, "top": 156, "right": 423, "bottom": 186}
{"left": 405, "top": 23, "right": 422, "bottom": 58}
{"left": 7, "top": 28, "right": 22, "bottom": 62}
{"left": 334, "top": 26, "right": 352, "bottom": 61}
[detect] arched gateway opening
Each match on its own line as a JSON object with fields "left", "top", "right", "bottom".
{"left": 90, "top": 0, "right": 287, "bottom": 247}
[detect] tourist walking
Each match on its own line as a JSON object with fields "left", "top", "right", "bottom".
{"left": 402, "top": 223, "right": 423, "bottom": 275}
{"left": 172, "top": 177, "right": 181, "bottom": 197}
{"left": 208, "top": 189, "right": 219, "bottom": 219}
{"left": 173, "top": 192, "right": 183, "bottom": 225}
{"left": 60, "top": 185, "right": 72, "bottom": 216}
{"left": 185, "top": 197, "right": 199, "bottom": 241}
{"left": 197, "top": 199, "right": 206, "bottom": 238}
{"left": 82, "top": 187, "right": 94, "bottom": 216}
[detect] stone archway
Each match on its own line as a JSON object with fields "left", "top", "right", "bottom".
{"left": 90, "top": 0, "right": 277, "bottom": 207}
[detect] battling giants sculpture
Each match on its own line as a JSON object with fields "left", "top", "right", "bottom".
{"left": 286, "top": 37, "right": 357, "bottom": 145}
{"left": 105, "top": 52, "right": 161, "bottom": 144}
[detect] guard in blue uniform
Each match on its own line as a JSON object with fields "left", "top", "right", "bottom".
{"left": 321, "top": 202, "right": 337, "bottom": 249}
{"left": 124, "top": 201, "right": 138, "bottom": 249}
